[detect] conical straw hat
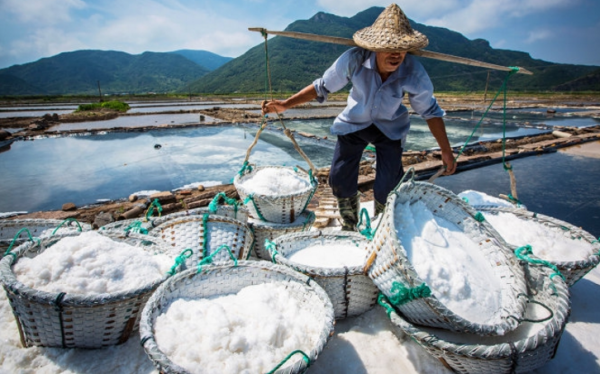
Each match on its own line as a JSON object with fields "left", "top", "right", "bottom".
{"left": 353, "top": 4, "right": 428, "bottom": 52}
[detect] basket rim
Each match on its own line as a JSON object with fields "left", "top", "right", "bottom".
{"left": 476, "top": 206, "right": 600, "bottom": 267}
{"left": 0, "top": 218, "right": 93, "bottom": 244}
{"left": 0, "top": 231, "right": 171, "bottom": 306}
{"left": 270, "top": 230, "right": 370, "bottom": 276}
{"left": 233, "top": 165, "right": 317, "bottom": 199}
{"left": 248, "top": 210, "right": 316, "bottom": 229}
{"left": 368, "top": 181, "right": 529, "bottom": 335}
{"left": 382, "top": 265, "right": 570, "bottom": 359}
{"left": 140, "top": 261, "right": 335, "bottom": 374}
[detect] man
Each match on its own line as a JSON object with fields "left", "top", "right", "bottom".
{"left": 262, "top": 4, "right": 456, "bottom": 231}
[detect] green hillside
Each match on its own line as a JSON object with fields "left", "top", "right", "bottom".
{"left": 0, "top": 50, "right": 210, "bottom": 95}
{"left": 169, "top": 50, "right": 233, "bottom": 71}
{"left": 185, "top": 7, "right": 598, "bottom": 94}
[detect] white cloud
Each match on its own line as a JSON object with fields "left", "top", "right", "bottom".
{"left": 525, "top": 29, "right": 553, "bottom": 44}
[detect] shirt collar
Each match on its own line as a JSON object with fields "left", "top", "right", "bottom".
{"left": 362, "top": 50, "right": 406, "bottom": 81}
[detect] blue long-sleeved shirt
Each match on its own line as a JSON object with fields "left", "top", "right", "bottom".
{"left": 312, "top": 47, "right": 445, "bottom": 141}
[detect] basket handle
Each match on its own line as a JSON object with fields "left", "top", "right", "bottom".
{"left": 196, "top": 244, "right": 238, "bottom": 273}
{"left": 4, "top": 228, "right": 40, "bottom": 256}
{"left": 391, "top": 167, "right": 416, "bottom": 194}
{"left": 208, "top": 192, "right": 240, "bottom": 214}
{"left": 167, "top": 248, "right": 193, "bottom": 276}
{"left": 51, "top": 218, "right": 83, "bottom": 235}
{"left": 265, "top": 239, "right": 279, "bottom": 263}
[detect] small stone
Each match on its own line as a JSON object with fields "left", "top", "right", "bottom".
{"left": 197, "top": 185, "right": 205, "bottom": 192}
{"left": 62, "top": 202, "right": 77, "bottom": 211}
{"left": 129, "top": 194, "right": 138, "bottom": 202}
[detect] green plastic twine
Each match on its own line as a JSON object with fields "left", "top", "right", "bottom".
{"left": 145, "top": 199, "right": 163, "bottom": 221}
{"left": 299, "top": 169, "right": 318, "bottom": 214}
{"left": 514, "top": 245, "right": 565, "bottom": 281}
{"left": 357, "top": 208, "right": 374, "bottom": 240}
{"left": 388, "top": 281, "right": 432, "bottom": 306}
{"left": 196, "top": 244, "right": 238, "bottom": 273}
{"left": 208, "top": 192, "right": 239, "bottom": 216}
{"left": 474, "top": 212, "right": 486, "bottom": 222}
{"left": 244, "top": 194, "right": 267, "bottom": 221}
{"left": 266, "top": 350, "right": 310, "bottom": 374}
{"left": 453, "top": 67, "right": 519, "bottom": 164}
{"left": 377, "top": 293, "right": 397, "bottom": 318}
{"left": 201, "top": 213, "right": 210, "bottom": 259}
{"left": 462, "top": 197, "right": 469, "bottom": 204}
{"left": 167, "top": 248, "right": 193, "bottom": 276}
{"left": 125, "top": 220, "right": 148, "bottom": 235}
{"left": 51, "top": 217, "right": 83, "bottom": 235}
{"left": 302, "top": 211, "right": 315, "bottom": 231}
{"left": 265, "top": 239, "right": 278, "bottom": 263}
{"left": 237, "top": 160, "right": 254, "bottom": 177}
{"left": 4, "top": 228, "right": 40, "bottom": 256}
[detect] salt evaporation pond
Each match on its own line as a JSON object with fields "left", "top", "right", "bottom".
{"left": 0, "top": 125, "right": 335, "bottom": 213}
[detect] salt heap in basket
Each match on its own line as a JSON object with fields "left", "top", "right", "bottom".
{"left": 0, "top": 230, "right": 175, "bottom": 348}
{"left": 234, "top": 165, "right": 318, "bottom": 224}
{"left": 365, "top": 171, "right": 528, "bottom": 336}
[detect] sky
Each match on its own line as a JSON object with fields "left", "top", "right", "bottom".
{"left": 0, "top": 0, "right": 599, "bottom": 69}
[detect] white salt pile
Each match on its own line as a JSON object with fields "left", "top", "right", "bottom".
{"left": 288, "top": 243, "right": 366, "bottom": 268}
{"left": 420, "top": 299, "right": 549, "bottom": 345}
{"left": 394, "top": 200, "right": 504, "bottom": 326}
{"left": 484, "top": 212, "right": 594, "bottom": 262}
{"left": 154, "top": 282, "right": 321, "bottom": 374}
{"left": 458, "top": 190, "right": 517, "bottom": 208}
{"left": 13, "top": 231, "right": 173, "bottom": 295}
{"left": 239, "top": 168, "right": 311, "bottom": 195}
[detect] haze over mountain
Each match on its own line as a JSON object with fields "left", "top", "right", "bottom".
{"left": 0, "top": 6, "right": 598, "bottom": 96}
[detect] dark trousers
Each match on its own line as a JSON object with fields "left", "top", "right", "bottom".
{"left": 329, "top": 124, "right": 404, "bottom": 205}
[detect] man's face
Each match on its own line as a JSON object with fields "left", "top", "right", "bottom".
{"left": 375, "top": 51, "right": 407, "bottom": 75}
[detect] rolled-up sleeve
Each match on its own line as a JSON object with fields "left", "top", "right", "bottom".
{"left": 313, "top": 49, "right": 356, "bottom": 103}
{"left": 407, "top": 65, "right": 445, "bottom": 119}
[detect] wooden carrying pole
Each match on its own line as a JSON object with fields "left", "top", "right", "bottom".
{"left": 248, "top": 28, "right": 533, "bottom": 75}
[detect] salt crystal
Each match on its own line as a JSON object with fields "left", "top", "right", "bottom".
{"left": 484, "top": 212, "right": 594, "bottom": 262}
{"left": 154, "top": 282, "right": 320, "bottom": 374}
{"left": 13, "top": 231, "right": 173, "bottom": 295}
{"left": 288, "top": 243, "right": 366, "bottom": 268}
{"left": 239, "top": 168, "right": 311, "bottom": 195}
{"left": 458, "top": 190, "right": 515, "bottom": 208}
{"left": 394, "top": 200, "right": 504, "bottom": 325}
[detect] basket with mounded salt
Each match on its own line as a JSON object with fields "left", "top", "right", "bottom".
{"left": 477, "top": 206, "right": 600, "bottom": 287}
{"left": 139, "top": 261, "right": 335, "bottom": 374}
{"left": 148, "top": 214, "right": 253, "bottom": 269}
{"left": 378, "top": 263, "right": 570, "bottom": 374}
{"left": 0, "top": 230, "right": 177, "bottom": 348}
{"left": 1, "top": 218, "right": 91, "bottom": 256}
{"left": 365, "top": 170, "right": 528, "bottom": 335}
{"left": 234, "top": 165, "right": 318, "bottom": 224}
{"left": 250, "top": 210, "right": 315, "bottom": 260}
{"left": 268, "top": 230, "right": 379, "bottom": 319}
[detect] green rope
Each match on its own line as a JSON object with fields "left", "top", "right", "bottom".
{"left": 357, "top": 208, "right": 374, "bottom": 240}
{"left": 145, "top": 199, "right": 163, "bottom": 221}
{"left": 462, "top": 197, "right": 469, "bottom": 204}
{"left": 237, "top": 160, "right": 254, "bottom": 177}
{"left": 244, "top": 194, "right": 267, "bottom": 221}
{"left": 514, "top": 245, "right": 565, "bottom": 281}
{"left": 474, "top": 212, "right": 486, "bottom": 222}
{"left": 167, "top": 248, "right": 193, "bottom": 276}
{"left": 452, "top": 67, "right": 519, "bottom": 165}
{"left": 208, "top": 192, "right": 240, "bottom": 217}
{"left": 265, "top": 239, "right": 278, "bottom": 263}
{"left": 124, "top": 220, "right": 148, "bottom": 235}
{"left": 300, "top": 169, "right": 318, "bottom": 214}
{"left": 201, "top": 213, "right": 210, "bottom": 259}
{"left": 388, "top": 281, "right": 431, "bottom": 306}
{"left": 4, "top": 228, "right": 40, "bottom": 256}
{"left": 507, "top": 193, "right": 522, "bottom": 207}
{"left": 196, "top": 244, "right": 238, "bottom": 273}
{"left": 365, "top": 145, "right": 376, "bottom": 152}
{"left": 51, "top": 218, "right": 83, "bottom": 235}
{"left": 377, "top": 293, "right": 396, "bottom": 318}
{"left": 266, "top": 350, "right": 310, "bottom": 374}
{"left": 302, "top": 211, "right": 315, "bottom": 231}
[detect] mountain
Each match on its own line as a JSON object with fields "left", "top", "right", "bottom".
{"left": 185, "top": 7, "right": 599, "bottom": 93}
{"left": 0, "top": 50, "right": 210, "bottom": 95}
{"left": 169, "top": 50, "right": 233, "bottom": 71}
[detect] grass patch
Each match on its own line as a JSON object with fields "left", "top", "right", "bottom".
{"left": 76, "top": 100, "right": 130, "bottom": 112}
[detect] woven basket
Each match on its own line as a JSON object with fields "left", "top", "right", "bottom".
{"left": 140, "top": 261, "right": 335, "bottom": 374}
{"left": 148, "top": 214, "right": 253, "bottom": 269}
{"left": 250, "top": 210, "right": 315, "bottom": 260}
{"left": 477, "top": 206, "right": 600, "bottom": 287}
{"left": 233, "top": 166, "right": 318, "bottom": 224}
{"left": 0, "top": 231, "right": 172, "bottom": 348}
{"left": 100, "top": 218, "right": 153, "bottom": 233}
{"left": 270, "top": 230, "right": 379, "bottom": 320}
{"left": 379, "top": 264, "right": 571, "bottom": 374}
{"left": 365, "top": 179, "right": 528, "bottom": 335}
{"left": 1, "top": 218, "right": 91, "bottom": 255}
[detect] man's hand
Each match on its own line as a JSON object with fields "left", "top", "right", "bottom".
{"left": 441, "top": 149, "right": 457, "bottom": 175}
{"left": 261, "top": 100, "right": 287, "bottom": 115}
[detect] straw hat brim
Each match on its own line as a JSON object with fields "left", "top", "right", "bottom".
{"left": 353, "top": 27, "right": 429, "bottom": 52}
